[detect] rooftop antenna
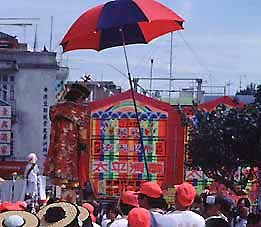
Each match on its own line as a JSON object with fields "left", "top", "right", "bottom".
{"left": 49, "top": 16, "right": 53, "bottom": 51}
{"left": 149, "top": 58, "right": 154, "bottom": 97}
{"left": 168, "top": 32, "right": 173, "bottom": 102}
{"left": 33, "top": 24, "right": 38, "bottom": 51}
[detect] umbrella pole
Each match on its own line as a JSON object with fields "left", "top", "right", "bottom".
{"left": 119, "top": 29, "right": 150, "bottom": 181}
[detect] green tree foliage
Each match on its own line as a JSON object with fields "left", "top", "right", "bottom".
{"left": 236, "top": 83, "right": 257, "bottom": 95}
{"left": 186, "top": 94, "right": 261, "bottom": 193}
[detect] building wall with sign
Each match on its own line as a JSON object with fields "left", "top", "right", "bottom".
{"left": 88, "top": 90, "right": 185, "bottom": 199}
{"left": 0, "top": 48, "right": 68, "bottom": 175}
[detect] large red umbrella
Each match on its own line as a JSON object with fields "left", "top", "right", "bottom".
{"left": 60, "top": 0, "right": 185, "bottom": 180}
{"left": 61, "top": 0, "right": 184, "bottom": 51}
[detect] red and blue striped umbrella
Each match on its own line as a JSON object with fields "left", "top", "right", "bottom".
{"left": 60, "top": 0, "right": 184, "bottom": 52}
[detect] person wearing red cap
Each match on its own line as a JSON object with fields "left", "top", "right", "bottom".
{"left": 128, "top": 207, "right": 151, "bottom": 227}
{"left": 137, "top": 182, "right": 166, "bottom": 212}
{"left": 110, "top": 191, "right": 139, "bottom": 227}
{"left": 160, "top": 182, "right": 205, "bottom": 226}
{"left": 137, "top": 182, "right": 167, "bottom": 226}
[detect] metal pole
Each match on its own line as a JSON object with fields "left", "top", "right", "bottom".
{"left": 258, "top": 165, "right": 261, "bottom": 212}
{"left": 149, "top": 59, "right": 154, "bottom": 97}
{"left": 49, "top": 16, "right": 53, "bottom": 51}
{"left": 119, "top": 29, "right": 150, "bottom": 181}
{"left": 168, "top": 32, "right": 173, "bottom": 103}
{"left": 173, "top": 127, "right": 177, "bottom": 184}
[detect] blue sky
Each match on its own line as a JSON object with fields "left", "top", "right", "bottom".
{"left": 1, "top": 0, "right": 261, "bottom": 96}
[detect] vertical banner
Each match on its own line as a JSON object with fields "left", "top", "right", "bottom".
{"left": 0, "top": 106, "right": 12, "bottom": 156}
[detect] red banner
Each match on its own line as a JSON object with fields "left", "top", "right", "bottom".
{"left": 0, "top": 161, "right": 27, "bottom": 176}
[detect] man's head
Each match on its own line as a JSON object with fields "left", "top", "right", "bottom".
{"left": 138, "top": 182, "right": 165, "bottom": 209}
{"left": 128, "top": 208, "right": 151, "bottom": 227}
{"left": 237, "top": 198, "right": 250, "bottom": 218}
{"left": 27, "top": 153, "right": 37, "bottom": 164}
{"left": 120, "top": 191, "right": 139, "bottom": 215}
{"left": 64, "top": 83, "right": 90, "bottom": 103}
{"left": 205, "top": 195, "right": 223, "bottom": 217}
{"left": 175, "top": 182, "right": 196, "bottom": 210}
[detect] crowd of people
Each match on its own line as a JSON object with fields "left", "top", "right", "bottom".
{"left": 0, "top": 181, "right": 261, "bottom": 227}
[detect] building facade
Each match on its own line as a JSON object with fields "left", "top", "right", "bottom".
{"left": 0, "top": 32, "right": 68, "bottom": 174}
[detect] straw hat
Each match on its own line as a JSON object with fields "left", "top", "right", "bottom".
{"left": 37, "top": 202, "right": 79, "bottom": 227}
{"left": 0, "top": 210, "right": 39, "bottom": 227}
{"left": 78, "top": 206, "right": 90, "bottom": 223}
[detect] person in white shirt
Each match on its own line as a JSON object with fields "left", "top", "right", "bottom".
{"left": 110, "top": 191, "right": 139, "bottom": 227}
{"left": 23, "top": 153, "right": 40, "bottom": 199}
{"left": 158, "top": 182, "right": 205, "bottom": 227}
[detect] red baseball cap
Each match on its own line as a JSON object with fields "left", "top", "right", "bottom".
{"left": 82, "top": 203, "right": 94, "bottom": 213}
{"left": 15, "top": 201, "right": 27, "bottom": 210}
{"left": 121, "top": 191, "right": 139, "bottom": 207}
{"left": 0, "top": 202, "right": 23, "bottom": 211}
{"left": 139, "top": 182, "right": 162, "bottom": 198}
{"left": 82, "top": 203, "right": 96, "bottom": 222}
{"left": 175, "top": 182, "right": 196, "bottom": 207}
{"left": 128, "top": 208, "right": 151, "bottom": 227}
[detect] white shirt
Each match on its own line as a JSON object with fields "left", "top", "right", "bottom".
{"left": 24, "top": 163, "right": 39, "bottom": 195}
{"left": 234, "top": 216, "right": 247, "bottom": 227}
{"left": 101, "top": 215, "right": 122, "bottom": 227}
{"left": 93, "top": 222, "right": 101, "bottom": 227}
{"left": 110, "top": 217, "right": 128, "bottom": 227}
{"left": 156, "top": 210, "right": 205, "bottom": 227}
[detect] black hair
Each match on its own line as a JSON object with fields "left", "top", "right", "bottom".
{"left": 144, "top": 194, "right": 167, "bottom": 209}
{"left": 120, "top": 202, "right": 136, "bottom": 216}
{"left": 237, "top": 198, "right": 251, "bottom": 208}
{"left": 194, "top": 194, "right": 203, "bottom": 204}
{"left": 206, "top": 218, "right": 230, "bottom": 227}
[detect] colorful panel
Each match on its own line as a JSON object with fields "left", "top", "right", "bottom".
{"left": 90, "top": 100, "right": 168, "bottom": 198}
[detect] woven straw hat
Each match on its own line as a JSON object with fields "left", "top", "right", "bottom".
{"left": 78, "top": 206, "right": 90, "bottom": 223}
{"left": 0, "top": 210, "right": 39, "bottom": 227}
{"left": 37, "top": 202, "right": 79, "bottom": 227}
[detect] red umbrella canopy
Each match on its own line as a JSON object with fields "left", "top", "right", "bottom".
{"left": 61, "top": 0, "right": 184, "bottom": 52}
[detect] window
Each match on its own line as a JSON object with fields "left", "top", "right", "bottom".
{"left": 9, "top": 76, "right": 15, "bottom": 82}
{"left": 10, "top": 85, "right": 14, "bottom": 100}
{"left": 3, "top": 75, "right": 8, "bottom": 82}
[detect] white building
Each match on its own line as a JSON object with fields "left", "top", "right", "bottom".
{"left": 0, "top": 32, "right": 68, "bottom": 174}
